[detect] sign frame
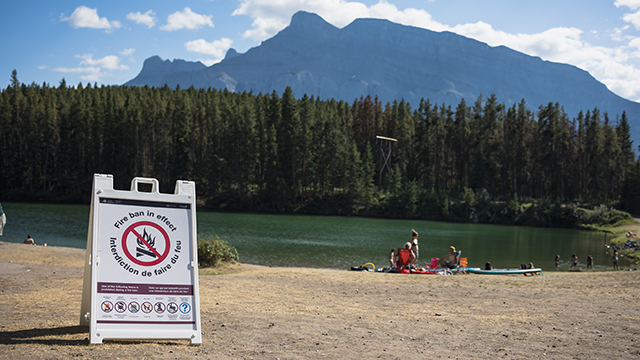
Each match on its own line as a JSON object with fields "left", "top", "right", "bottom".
{"left": 80, "top": 174, "right": 202, "bottom": 344}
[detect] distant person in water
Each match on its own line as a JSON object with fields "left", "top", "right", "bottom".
{"left": 612, "top": 250, "right": 619, "bottom": 270}
{"left": 586, "top": 255, "right": 594, "bottom": 269}
{"left": 555, "top": 255, "right": 560, "bottom": 269}
{"left": 410, "top": 229, "right": 419, "bottom": 266}
{"left": 569, "top": 253, "right": 578, "bottom": 270}
{"left": 23, "top": 235, "right": 35, "bottom": 245}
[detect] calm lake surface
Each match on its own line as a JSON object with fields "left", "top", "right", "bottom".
{"left": 1, "top": 202, "right": 609, "bottom": 270}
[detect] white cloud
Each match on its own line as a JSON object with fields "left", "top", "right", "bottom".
{"left": 185, "top": 38, "right": 234, "bottom": 63}
{"left": 53, "top": 66, "right": 105, "bottom": 82}
{"left": 623, "top": 9, "right": 640, "bottom": 30}
{"left": 612, "top": 25, "right": 631, "bottom": 41}
{"left": 127, "top": 10, "right": 157, "bottom": 28}
{"left": 616, "top": 0, "right": 640, "bottom": 34}
{"left": 161, "top": 7, "right": 214, "bottom": 31}
{"left": 77, "top": 54, "right": 129, "bottom": 71}
{"left": 185, "top": 38, "right": 234, "bottom": 65}
{"left": 121, "top": 48, "right": 135, "bottom": 56}
{"left": 61, "top": 6, "right": 121, "bottom": 31}
{"left": 53, "top": 66, "right": 98, "bottom": 73}
{"left": 51, "top": 54, "right": 128, "bottom": 82}
{"left": 232, "top": 0, "right": 444, "bottom": 40}
{"left": 615, "top": 0, "right": 640, "bottom": 10}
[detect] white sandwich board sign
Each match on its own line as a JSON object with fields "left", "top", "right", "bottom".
{"left": 80, "top": 174, "right": 202, "bottom": 344}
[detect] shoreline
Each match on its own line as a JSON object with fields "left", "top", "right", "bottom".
{"left": 0, "top": 239, "right": 630, "bottom": 272}
{"left": 2, "top": 240, "right": 640, "bottom": 359}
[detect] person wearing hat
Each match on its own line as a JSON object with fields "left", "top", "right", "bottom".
{"left": 439, "top": 246, "right": 459, "bottom": 269}
{"left": 410, "top": 229, "right": 419, "bottom": 266}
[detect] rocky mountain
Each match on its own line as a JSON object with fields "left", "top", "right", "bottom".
{"left": 125, "top": 11, "right": 640, "bottom": 143}
{"left": 127, "top": 56, "right": 206, "bottom": 86}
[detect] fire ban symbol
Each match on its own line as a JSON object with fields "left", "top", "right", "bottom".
{"left": 136, "top": 228, "right": 157, "bottom": 258}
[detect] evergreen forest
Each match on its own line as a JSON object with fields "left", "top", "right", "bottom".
{"left": 2, "top": 70, "right": 640, "bottom": 227}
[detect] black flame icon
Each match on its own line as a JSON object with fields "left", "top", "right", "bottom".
{"left": 136, "top": 228, "right": 157, "bottom": 258}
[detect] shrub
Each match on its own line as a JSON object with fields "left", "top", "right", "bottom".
{"left": 580, "top": 205, "right": 633, "bottom": 226}
{"left": 197, "top": 235, "right": 239, "bottom": 268}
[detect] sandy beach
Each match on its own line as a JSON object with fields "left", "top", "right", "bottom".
{"left": 0, "top": 240, "right": 639, "bottom": 359}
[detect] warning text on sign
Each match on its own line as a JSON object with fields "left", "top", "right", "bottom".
{"left": 113, "top": 210, "right": 178, "bottom": 232}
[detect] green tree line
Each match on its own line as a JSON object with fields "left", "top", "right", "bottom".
{"left": 1, "top": 71, "right": 638, "bottom": 225}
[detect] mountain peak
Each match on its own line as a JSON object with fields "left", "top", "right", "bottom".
{"left": 125, "top": 57, "right": 206, "bottom": 87}
{"left": 287, "top": 10, "right": 338, "bottom": 35}
{"left": 224, "top": 48, "right": 240, "bottom": 60}
{"left": 290, "top": 11, "right": 331, "bottom": 27}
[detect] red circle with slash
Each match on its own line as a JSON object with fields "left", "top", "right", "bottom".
{"left": 121, "top": 221, "right": 171, "bottom": 266}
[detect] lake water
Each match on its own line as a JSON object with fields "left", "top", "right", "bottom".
{"left": 0, "top": 202, "right": 609, "bottom": 270}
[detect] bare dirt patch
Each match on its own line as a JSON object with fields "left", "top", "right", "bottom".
{"left": 0, "top": 241, "right": 639, "bottom": 359}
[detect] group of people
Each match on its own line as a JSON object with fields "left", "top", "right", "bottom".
{"left": 388, "top": 229, "right": 420, "bottom": 269}
{"left": 387, "top": 229, "right": 460, "bottom": 270}
{"left": 554, "top": 253, "right": 599, "bottom": 270}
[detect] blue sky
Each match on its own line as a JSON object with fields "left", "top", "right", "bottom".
{"left": 4, "top": 0, "right": 640, "bottom": 101}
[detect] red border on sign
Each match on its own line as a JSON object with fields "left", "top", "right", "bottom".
{"left": 121, "top": 221, "right": 171, "bottom": 266}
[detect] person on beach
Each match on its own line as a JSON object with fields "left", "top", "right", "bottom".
{"left": 23, "top": 235, "right": 35, "bottom": 245}
{"left": 569, "top": 253, "right": 578, "bottom": 270}
{"left": 439, "top": 246, "right": 459, "bottom": 269}
{"left": 612, "top": 250, "right": 619, "bottom": 270}
{"left": 410, "top": 229, "right": 419, "bottom": 266}
{"left": 524, "top": 262, "right": 540, "bottom": 276}
{"left": 586, "top": 255, "right": 593, "bottom": 269}
{"left": 388, "top": 249, "right": 396, "bottom": 267}
{"left": 399, "top": 242, "right": 415, "bottom": 270}
{"left": 555, "top": 255, "right": 560, "bottom": 269}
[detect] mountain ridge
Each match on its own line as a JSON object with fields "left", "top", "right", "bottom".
{"left": 125, "top": 11, "right": 640, "bottom": 142}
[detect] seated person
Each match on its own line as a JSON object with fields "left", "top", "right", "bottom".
{"left": 438, "top": 246, "right": 459, "bottom": 269}
{"left": 398, "top": 242, "right": 415, "bottom": 270}
{"left": 23, "top": 235, "right": 35, "bottom": 245}
{"left": 523, "top": 262, "right": 539, "bottom": 276}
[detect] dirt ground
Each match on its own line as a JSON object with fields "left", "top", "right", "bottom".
{"left": 1, "top": 240, "right": 639, "bottom": 359}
